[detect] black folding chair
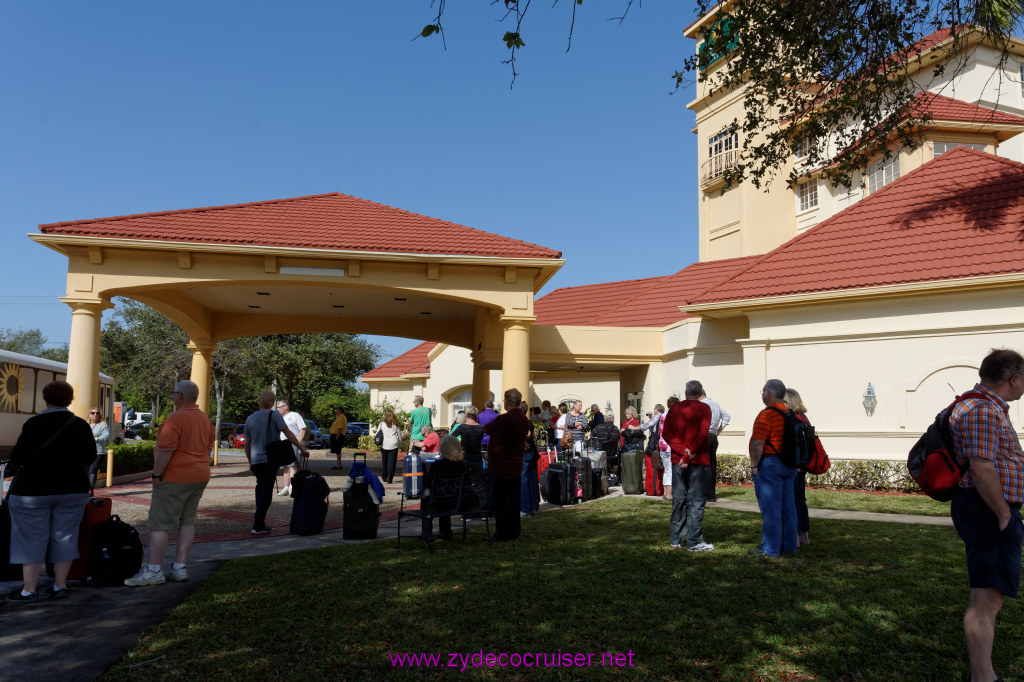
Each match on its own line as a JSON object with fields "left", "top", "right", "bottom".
{"left": 397, "top": 471, "right": 466, "bottom": 554}
{"left": 460, "top": 466, "right": 494, "bottom": 545}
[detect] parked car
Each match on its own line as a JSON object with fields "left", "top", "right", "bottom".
{"left": 231, "top": 424, "right": 246, "bottom": 449}
{"left": 123, "top": 423, "right": 154, "bottom": 440}
{"left": 345, "top": 421, "right": 370, "bottom": 448}
{"left": 304, "top": 420, "right": 325, "bottom": 449}
{"left": 346, "top": 422, "right": 370, "bottom": 437}
{"left": 217, "top": 422, "right": 236, "bottom": 448}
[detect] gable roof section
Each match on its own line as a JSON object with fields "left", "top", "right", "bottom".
{"left": 38, "top": 193, "right": 561, "bottom": 260}
{"left": 689, "top": 147, "right": 1024, "bottom": 306}
{"left": 535, "top": 256, "right": 760, "bottom": 327}
{"left": 913, "top": 92, "right": 1024, "bottom": 126}
{"left": 360, "top": 341, "right": 437, "bottom": 380}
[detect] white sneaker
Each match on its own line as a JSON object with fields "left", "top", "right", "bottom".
{"left": 688, "top": 542, "right": 714, "bottom": 552}
{"left": 165, "top": 566, "right": 189, "bottom": 582}
{"left": 124, "top": 567, "right": 166, "bottom": 586}
{"left": 278, "top": 486, "right": 291, "bottom": 497}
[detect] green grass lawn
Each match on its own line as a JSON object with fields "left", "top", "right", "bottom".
{"left": 103, "top": 497, "right": 1022, "bottom": 681}
{"left": 715, "top": 485, "right": 952, "bottom": 516}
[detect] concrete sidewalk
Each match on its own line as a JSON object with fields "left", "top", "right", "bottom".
{"left": 0, "top": 459, "right": 951, "bottom": 681}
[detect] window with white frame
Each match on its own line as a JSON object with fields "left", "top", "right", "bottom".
{"left": 933, "top": 141, "right": 987, "bottom": 157}
{"left": 867, "top": 155, "right": 900, "bottom": 193}
{"left": 795, "top": 133, "right": 814, "bottom": 161}
{"left": 704, "top": 128, "right": 739, "bottom": 182}
{"left": 797, "top": 179, "right": 818, "bottom": 212}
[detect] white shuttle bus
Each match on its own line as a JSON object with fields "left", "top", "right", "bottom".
{"left": 0, "top": 349, "right": 117, "bottom": 459}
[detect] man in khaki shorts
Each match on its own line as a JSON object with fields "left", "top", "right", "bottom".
{"left": 125, "top": 380, "right": 215, "bottom": 586}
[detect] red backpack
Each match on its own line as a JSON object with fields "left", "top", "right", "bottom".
{"left": 907, "top": 391, "right": 990, "bottom": 501}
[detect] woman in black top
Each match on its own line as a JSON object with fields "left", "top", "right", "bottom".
{"left": 457, "top": 405, "right": 485, "bottom": 466}
{"left": 6, "top": 381, "right": 96, "bottom": 603}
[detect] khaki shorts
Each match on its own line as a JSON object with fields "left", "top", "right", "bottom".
{"left": 149, "top": 481, "right": 208, "bottom": 532}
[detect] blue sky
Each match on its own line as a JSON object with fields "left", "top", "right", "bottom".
{"left": 1, "top": 1, "right": 700, "bottom": 362}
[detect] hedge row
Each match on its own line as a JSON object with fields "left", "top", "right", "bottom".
{"left": 99, "top": 440, "right": 156, "bottom": 475}
{"left": 716, "top": 453, "right": 917, "bottom": 493}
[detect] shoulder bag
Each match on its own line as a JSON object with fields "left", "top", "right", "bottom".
{"left": 265, "top": 412, "right": 297, "bottom": 468}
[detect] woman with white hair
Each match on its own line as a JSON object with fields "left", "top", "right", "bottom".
{"left": 420, "top": 435, "right": 467, "bottom": 542}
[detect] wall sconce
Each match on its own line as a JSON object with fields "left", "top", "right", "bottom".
{"left": 605, "top": 400, "right": 612, "bottom": 411}
{"left": 862, "top": 383, "right": 877, "bottom": 417}
{"left": 430, "top": 402, "right": 437, "bottom": 417}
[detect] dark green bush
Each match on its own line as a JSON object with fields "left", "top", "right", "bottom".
{"left": 102, "top": 440, "right": 156, "bottom": 475}
{"left": 717, "top": 453, "right": 915, "bottom": 492}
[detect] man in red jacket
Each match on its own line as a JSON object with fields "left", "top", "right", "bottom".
{"left": 662, "top": 380, "right": 713, "bottom": 551}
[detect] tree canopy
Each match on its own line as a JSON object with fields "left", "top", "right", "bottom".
{"left": 418, "top": 0, "right": 1024, "bottom": 187}
{"left": 0, "top": 327, "right": 69, "bottom": 362}
{"left": 99, "top": 298, "right": 381, "bottom": 423}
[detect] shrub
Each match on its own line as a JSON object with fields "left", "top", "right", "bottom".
{"left": 716, "top": 453, "right": 916, "bottom": 492}
{"left": 101, "top": 440, "right": 156, "bottom": 475}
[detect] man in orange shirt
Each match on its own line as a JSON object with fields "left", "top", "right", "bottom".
{"left": 749, "top": 379, "right": 799, "bottom": 558}
{"left": 125, "top": 380, "right": 215, "bottom": 586}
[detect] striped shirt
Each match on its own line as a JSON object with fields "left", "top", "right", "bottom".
{"left": 951, "top": 383, "right": 1024, "bottom": 504}
{"left": 751, "top": 402, "right": 787, "bottom": 457}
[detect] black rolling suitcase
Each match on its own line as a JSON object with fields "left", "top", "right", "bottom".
{"left": 290, "top": 470, "right": 330, "bottom": 536}
{"left": 343, "top": 480, "right": 380, "bottom": 539}
{"left": 545, "top": 463, "right": 574, "bottom": 506}
{"left": 572, "top": 456, "right": 593, "bottom": 502}
{"left": 591, "top": 468, "right": 609, "bottom": 498}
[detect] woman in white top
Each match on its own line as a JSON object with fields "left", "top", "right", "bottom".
{"left": 377, "top": 409, "right": 403, "bottom": 484}
{"left": 554, "top": 404, "right": 569, "bottom": 453}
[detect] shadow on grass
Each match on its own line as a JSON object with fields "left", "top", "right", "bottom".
{"left": 103, "top": 498, "right": 1021, "bottom": 681}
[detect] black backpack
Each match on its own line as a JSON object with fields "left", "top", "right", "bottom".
{"left": 92, "top": 515, "right": 143, "bottom": 586}
{"left": 765, "top": 407, "right": 816, "bottom": 469}
{"left": 907, "top": 391, "right": 989, "bottom": 501}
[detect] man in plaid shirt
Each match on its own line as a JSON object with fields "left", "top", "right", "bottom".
{"left": 949, "top": 348, "right": 1024, "bottom": 682}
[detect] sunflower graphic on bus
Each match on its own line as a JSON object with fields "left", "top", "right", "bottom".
{"left": 0, "top": 362, "right": 27, "bottom": 413}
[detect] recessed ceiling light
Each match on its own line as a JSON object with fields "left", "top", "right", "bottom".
{"left": 248, "top": 305, "right": 261, "bottom": 309}
{"left": 420, "top": 311, "right": 431, "bottom": 315}
{"left": 256, "top": 292, "right": 270, "bottom": 296}
{"left": 332, "top": 305, "right": 345, "bottom": 308}
{"left": 394, "top": 297, "right": 407, "bottom": 302}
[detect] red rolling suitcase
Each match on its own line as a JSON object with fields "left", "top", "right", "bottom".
{"left": 537, "top": 448, "right": 557, "bottom": 479}
{"left": 51, "top": 496, "right": 112, "bottom": 582}
{"left": 645, "top": 453, "right": 665, "bottom": 497}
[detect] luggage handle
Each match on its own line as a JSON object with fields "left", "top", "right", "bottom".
{"left": 352, "top": 451, "right": 368, "bottom": 465}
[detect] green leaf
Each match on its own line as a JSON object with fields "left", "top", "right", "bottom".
{"left": 502, "top": 31, "right": 525, "bottom": 49}
{"left": 420, "top": 24, "right": 439, "bottom": 38}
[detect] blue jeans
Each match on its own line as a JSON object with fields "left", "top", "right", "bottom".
{"left": 754, "top": 456, "right": 798, "bottom": 556}
{"left": 669, "top": 463, "right": 709, "bottom": 547}
{"left": 520, "top": 451, "right": 539, "bottom": 514}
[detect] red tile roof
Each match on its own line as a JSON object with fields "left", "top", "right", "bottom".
{"left": 690, "top": 147, "right": 1024, "bottom": 305}
{"left": 38, "top": 193, "right": 561, "bottom": 260}
{"left": 535, "top": 256, "right": 760, "bottom": 327}
{"left": 910, "top": 92, "right": 1024, "bottom": 125}
{"left": 360, "top": 342, "right": 437, "bottom": 380}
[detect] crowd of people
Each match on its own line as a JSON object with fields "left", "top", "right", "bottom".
{"left": 6, "top": 350, "right": 1023, "bottom": 682}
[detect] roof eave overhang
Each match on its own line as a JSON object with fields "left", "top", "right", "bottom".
{"left": 30, "top": 234, "right": 566, "bottom": 293}
{"left": 681, "top": 272, "right": 1024, "bottom": 317}
{"left": 684, "top": 1, "right": 731, "bottom": 38}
